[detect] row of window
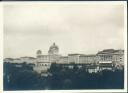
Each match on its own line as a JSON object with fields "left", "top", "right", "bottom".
{"left": 37, "top": 64, "right": 50, "bottom": 66}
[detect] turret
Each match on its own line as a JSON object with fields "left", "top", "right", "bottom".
{"left": 36, "top": 50, "right": 42, "bottom": 57}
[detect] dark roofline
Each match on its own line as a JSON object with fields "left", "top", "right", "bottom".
{"left": 97, "top": 49, "right": 124, "bottom": 54}
{"left": 61, "top": 56, "right": 68, "bottom": 58}
{"left": 14, "top": 58, "right": 20, "bottom": 60}
{"left": 68, "top": 54, "right": 84, "bottom": 56}
{"left": 79, "top": 54, "right": 96, "bottom": 57}
{"left": 20, "top": 56, "right": 36, "bottom": 59}
{"left": 4, "top": 58, "right": 14, "bottom": 60}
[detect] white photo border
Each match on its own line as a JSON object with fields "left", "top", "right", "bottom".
{"left": 0, "top": 1, "right": 127, "bottom": 93}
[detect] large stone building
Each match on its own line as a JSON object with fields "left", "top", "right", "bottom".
{"left": 4, "top": 43, "right": 124, "bottom": 74}
{"left": 97, "top": 49, "right": 124, "bottom": 69}
{"left": 34, "top": 43, "right": 61, "bottom": 73}
{"left": 65, "top": 54, "right": 97, "bottom": 64}
{"left": 34, "top": 50, "right": 51, "bottom": 73}
{"left": 20, "top": 57, "right": 36, "bottom": 64}
{"left": 68, "top": 54, "right": 80, "bottom": 64}
{"left": 79, "top": 54, "right": 97, "bottom": 64}
{"left": 59, "top": 56, "right": 68, "bottom": 64}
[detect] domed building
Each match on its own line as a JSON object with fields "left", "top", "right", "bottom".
{"left": 48, "top": 43, "right": 59, "bottom": 55}
{"left": 34, "top": 43, "right": 61, "bottom": 74}
{"left": 48, "top": 43, "right": 61, "bottom": 63}
{"left": 36, "top": 50, "right": 42, "bottom": 57}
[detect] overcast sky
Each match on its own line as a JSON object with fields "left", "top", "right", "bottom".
{"left": 4, "top": 3, "right": 124, "bottom": 58}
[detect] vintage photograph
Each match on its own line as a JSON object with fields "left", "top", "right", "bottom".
{"left": 3, "top": 1, "right": 126, "bottom": 91}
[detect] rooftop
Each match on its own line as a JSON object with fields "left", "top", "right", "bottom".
{"left": 97, "top": 49, "right": 124, "bottom": 54}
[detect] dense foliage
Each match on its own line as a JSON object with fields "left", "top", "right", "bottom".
{"left": 4, "top": 62, "right": 124, "bottom": 90}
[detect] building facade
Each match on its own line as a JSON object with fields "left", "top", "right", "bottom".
{"left": 79, "top": 54, "right": 97, "bottom": 64}
{"left": 34, "top": 43, "right": 61, "bottom": 73}
{"left": 59, "top": 56, "right": 68, "bottom": 64}
{"left": 4, "top": 43, "right": 124, "bottom": 74}
{"left": 4, "top": 57, "right": 36, "bottom": 64}
{"left": 68, "top": 54, "right": 80, "bottom": 64}
{"left": 20, "top": 57, "right": 36, "bottom": 64}
{"left": 97, "top": 49, "right": 124, "bottom": 69}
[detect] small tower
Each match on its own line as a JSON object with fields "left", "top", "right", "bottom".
{"left": 36, "top": 50, "right": 42, "bottom": 57}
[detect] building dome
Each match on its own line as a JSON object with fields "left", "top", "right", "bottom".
{"left": 50, "top": 43, "right": 59, "bottom": 49}
{"left": 37, "top": 50, "right": 42, "bottom": 55}
{"left": 48, "top": 43, "right": 59, "bottom": 55}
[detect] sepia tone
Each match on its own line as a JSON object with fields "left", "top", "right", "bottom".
{"left": 3, "top": 2, "right": 125, "bottom": 91}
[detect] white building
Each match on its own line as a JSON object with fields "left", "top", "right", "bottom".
{"left": 59, "top": 56, "right": 68, "bottom": 64}
{"left": 13, "top": 58, "right": 23, "bottom": 63}
{"left": 34, "top": 43, "right": 61, "bottom": 73}
{"left": 4, "top": 58, "right": 14, "bottom": 63}
{"left": 97, "top": 49, "right": 124, "bottom": 69}
{"left": 20, "top": 57, "right": 36, "bottom": 64}
{"left": 4, "top": 57, "right": 36, "bottom": 64}
{"left": 68, "top": 54, "right": 80, "bottom": 64}
{"left": 4, "top": 45, "right": 124, "bottom": 73}
{"left": 33, "top": 62, "right": 51, "bottom": 73}
{"left": 79, "top": 54, "right": 96, "bottom": 64}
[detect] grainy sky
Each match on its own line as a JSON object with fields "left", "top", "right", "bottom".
{"left": 4, "top": 3, "right": 124, "bottom": 58}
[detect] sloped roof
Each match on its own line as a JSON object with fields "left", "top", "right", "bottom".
{"left": 97, "top": 49, "right": 124, "bottom": 54}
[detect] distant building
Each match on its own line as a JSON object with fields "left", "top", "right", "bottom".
{"left": 34, "top": 43, "right": 61, "bottom": 73}
{"left": 48, "top": 43, "right": 61, "bottom": 63}
{"left": 20, "top": 56, "right": 36, "bottom": 64}
{"left": 88, "top": 66, "right": 99, "bottom": 73}
{"left": 33, "top": 62, "right": 51, "bottom": 74}
{"left": 59, "top": 56, "right": 68, "bottom": 64}
{"left": 66, "top": 54, "right": 97, "bottom": 64}
{"left": 36, "top": 54, "right": 49, "bottom": 63}
{"left": 97, "top": 49, "right": 124, "bottom": 69}
{"left": 112, "top": 50, "right": 124, "bottom": 69}
{"left": 4, "top": 58, "right": 14, "bottom": 63}
{"left": 4, "top": 57, "right": 36, "bottom": 64}
{"left": 48, "top": 43, "right": 59, "bottom": 55}
{"left": 79, "top": 54, "right": 97, "bottom": 64}
{"left": 4, "top": 43, "right": 124, "bottom": 74}
{"left": 97, "top": 49, "right": 114, "bottom": 62}
{"left": 99, "top": 62, "right": 113, "bottom": 71}
{"left": 68, "top": 54, "right": 80, "bottom": 64}
{"left": 36, "top": 50, "right": 42, "bottom": 57}
{"left": 34, "top": 50, "right": 50, "bottom": 73}
{"left": 36, "top": 43, "right": 61, "bottom": 63}
{"left": 13, "top": 58, "right": 23, "bottom": 63}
